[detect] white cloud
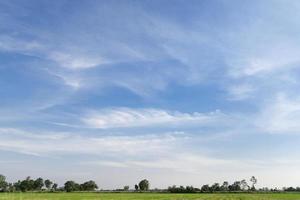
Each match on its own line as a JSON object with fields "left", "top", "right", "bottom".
{"left": 0, "top": 128, "right": 70, "bottom": 140}
{"left": 0, "top": 128, "right": 182, "bottom": 156}
{"left": 0, "top": 35, "right": 42, "bottom": 52}
{"left": 257, "top": 94, "right": 300, "bottom": 134}
{"left": 48, "top": 52, "right": 108, "bottom": 70}
{"left": 87, "top": 154, "right": 237, "bottom": 173}
{"left": 227, "top": 84, "right": 255, "bottom": 101}
{"left": 228, "top": 55, "right": 300, "bottom": 78}
{"left": 82, "top": 107, "right": 224, "bottom": 129}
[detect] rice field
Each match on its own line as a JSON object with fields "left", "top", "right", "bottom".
{"left": 1, "top": 193, "right": 300, "bottom": 200}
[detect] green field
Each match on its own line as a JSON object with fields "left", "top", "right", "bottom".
{"left": 1, "top": 193, "right": 300, "bottom": 200}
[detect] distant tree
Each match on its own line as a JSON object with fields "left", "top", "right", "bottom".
{"left": 80, "top": 180, "right": 98, "bottom": 191}
{"left": 250, "top": 176, "right": 257, "bottom": 191}
{"left": 168, "top": 185, "right": 177, "bottom": 193}
{"left": 34, "top": 178, "right": 44, "bottom": 191}
{"left": 220, "top": 181, "right": 229, "bottom": 191}
{"left": 229, "top": 181, "right": 241, "bottom": 191}
{"left": 201, "top": 184, "right": 210, "bottom": 192}
{"left": 7, "top": 183, "right": 15, "bottom": 192}
{"left": 13, "top": 180, "right": 21, "bottom": 192}
{"left": 0, "top": 174, "right": 7, "bottom": 192}
{"left": 210, "top": 183, "right": 220, "bottom": 192}
{"left": 19, "top": 177, "right": 35, "bottom": 192}
{"left": 138, "top": 179, "right": 149, "bottom": 191}
{"left": 44, "top": 179, "right": 53, "bottom": 191}
{"left": 124, "top": 185, "right": 129, "bottom": 191}
{"left": 135, "top": 184, "right": 139, "bottom": 191}
{"left": 284, "top": 187, "right": 296, "bottom": 192}
{"left": 186, "top": 186, "right": 196, "bottom": 193}
{"left": 64, "top": 181, "right": 79, "bottom": 192}
{"left": 240, "top": 179, "right": 249, "bottom": 191}
{"left": 52, "top": 183, "right": 58, "bottom": 191}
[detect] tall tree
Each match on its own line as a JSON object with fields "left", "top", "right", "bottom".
{"left": 240, "top": 179, "right": 249, "bottom": 190}
{"left": 134, "top": 184, "right": 139, "bottom": 191}
{"left": 44, "top": 179, "right": 53, "bottom": 191}
{"left": 52, "top": 183, "right": 58, "bottom": 191}
{"left": 250, "top": 176, "right": 257, "bottom": 191}
{"left": 138, "top": 179, "right": 149, "bottom": 191}
{"left": 0, "top": 174, "right": 7, "bottom": 192}
{"left": 221, "top": 181, "right": 229, "bottom": 191}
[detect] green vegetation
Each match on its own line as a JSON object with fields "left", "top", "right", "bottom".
{"left": 2, "top": 193, "right": 300, "bottom": 200}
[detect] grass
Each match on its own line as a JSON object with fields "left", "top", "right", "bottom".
{"left": 1, "top": 193, "right": 300, "bottom": 200}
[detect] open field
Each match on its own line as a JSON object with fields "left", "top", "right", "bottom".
{"left": 1, "top": 193, "right": 300, "bottom": 200}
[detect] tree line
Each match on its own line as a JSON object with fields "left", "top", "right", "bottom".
{"left": 1, "top": 174, "right": 300, "bottom": 193}
{"left": 0, "top": 175, "right": 98, "bottom": 192}
{"left": 168, "top": 176, "right": 257, "bottom": 193}
{"left": 0, "top": 174, "right": 151, "bottom": 193}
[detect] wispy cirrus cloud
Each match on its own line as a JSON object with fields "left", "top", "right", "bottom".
{"left": 0, "top": 128, "right": 184, "bottom": 157}
{"left": 81, "top": 107, "right": 225, "bottom": 129}
{"left": 256, "top": 94, "right": 300, "bottom": 134}
{"left": 48, "top": 51, "right": 109, "bottom": 70}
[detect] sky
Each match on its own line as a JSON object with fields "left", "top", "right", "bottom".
{"left": 1, "top": 0, "right": 300, "bottom": 189}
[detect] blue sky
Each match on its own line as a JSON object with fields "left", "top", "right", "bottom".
{"left": 1, "top": 0, "right": 300, "bottom": 189}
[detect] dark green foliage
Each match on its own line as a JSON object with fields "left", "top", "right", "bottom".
{"left": 33, "top": 178, "right": 44, "bottom": 191}
{"left": 250, "top": 176, "right": 257, "bottom": 191}
{"left": 64, "top": 181, "right": 80, "bottom": 192}
{"left": 210, "top": 183, "right": 220, "bottom": 192}
{"left": 201, "top": 184, "right": 210, "bottom": 192}
{"left": 138, "top": 179, "right": 149, "bottom": 191}
{"left": 19, "top": 177, "right": 35, "bottom": 192}
{"left": 44, "top": 179, "right": 53, "bottom": 190}
{"left": 64, "top": 180, "right": 98, "bottom": 192}
{"left": 52, "top": 183, "right": 58, "bottom": 191}
{"left": 80, "top": 180, "right": 98, "bottom": 191}
{"left": 228, "top": 181, "right": 241, "bottom": 191}
{"left": 220, "top": 181, "right": 229, "bottom": 191}
{"left": 0, "top": 174, "right": 7, "bottom": 192}
{"left": 168, "top": 185, "right": 200, "bottom": 193}
{"left": 135, "top": 184, "right": 139, "bottom": 191}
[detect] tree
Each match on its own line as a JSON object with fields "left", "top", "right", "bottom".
{"left": 13, "top": 181, "right": 21, "bottom": 192}
{"left": 168, "top": 185, "right": 199, "bottom": 193}
{"left": 52, "top": 183, "right": 58, "bottom": 191}
{"left": 220, "top": 181, "right": 229, "bottom": 191}
{"left": 201, "top": 184, "right": 210, "bottom": 192}
{"left": 229, "top": 181, "right": 241, "bottom": 191}
{"left": 250, "top": 176, "right": 257, "bottom": 191}
{"left": 186, "top": 185, "right": 196, "bottom": 193}
{"left": 0, "top": 174, "right": 7, "bottom": 192}
{"left": 80, "top": 180, "right": 98, "bottom": 191}
{"left": 210, "top": 183, "right": 220, "bottom": 192}
{"left": 135, "top": 184, "right": 139, "bottom": 191}
{"left": 124, "top": 185, "right": 129, "bottom": 191}
{"left": 19, "top": 176, "right": 35, "bottom": 192}
{"left": 34, "top": 178, "right": 44, "bottom": 191}
{"left": 7, "top": 183, "right": 15, "bottom": 192}
{"left": 44, "top": 179, "right": 53, "bottom": 191}
{"left": 240, "top": 179, "right": 249, "bottom": 191}
{"left": 138, "top": 179, "right": 149, "bottom": 191}
{"left": 64, "top": 181, "right": 79, "bottom": 192}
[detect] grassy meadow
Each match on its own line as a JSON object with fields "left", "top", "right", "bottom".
{"left": 1, "top": 193, "right": 300, "bottom": 200}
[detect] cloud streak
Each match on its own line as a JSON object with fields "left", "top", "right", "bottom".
{"left": 0, "top": 128, "right": 183, "bottom": 157}
{"left": 82, "top": 108, "right": 225, "bottom": 129}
